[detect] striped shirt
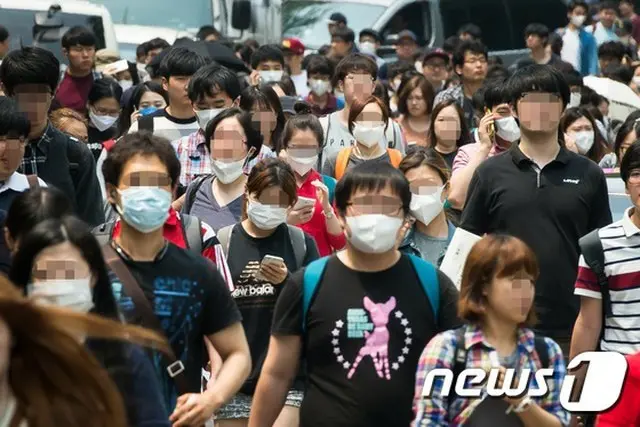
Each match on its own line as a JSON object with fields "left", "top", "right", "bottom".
{"left": 412, "top": 324, "right": 569, "bottom": 427}
{"left": 128, "top": 108, "right": 199, "bottom": 143}
{"left": 575, "top": 207, "right": 640, "bottom": 354}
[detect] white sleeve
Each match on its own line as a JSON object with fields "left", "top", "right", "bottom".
{"left": 96, "top": 148, "right": 107, "bottom": 201}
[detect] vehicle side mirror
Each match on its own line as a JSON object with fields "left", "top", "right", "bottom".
{"left": 35, "top": 5, "right": 64, "bottom": 28}
{"left": 232, "top": 0, "right": 252, "bottom": 31}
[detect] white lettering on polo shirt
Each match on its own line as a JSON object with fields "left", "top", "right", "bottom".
{"left": 563, "top": 178, "right": 580, "bottom": 184}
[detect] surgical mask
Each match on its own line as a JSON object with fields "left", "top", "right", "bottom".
{"left": 569, "top": 92, "right": 582, "bottom": 108}
{"left": 494, "top": 117, "right": 521, "bottom": 142}
{"left": 28, "top": 278, "right": 94, "bottom": 313}
{"left": 89, "top": 111, "right": 118, "bottom": 132}
{"left": 247, "top": 200, "right": 288, "bottom": 230}
{"left": 211, "top": 157, "right": 245, "bottom": 184}
{"left": 116, "top": 187, "right": 171, "bottom": 233}
{"left": 310, "top": 79, "right": 330, "bottom": 96}
{"left": 195, "top": 108, "right": 224, "bottom": 131}
{"left": 288, "top": 154, "right": 318, "bottom": 176}
{"left": 571, "top": 15, "right": 586, "bottom": 27}
{"left": 353, "top": 122, "right": 385, "bottom": 148}
{"left": 410, "top": 187, "right": 445, "bottom": 225}
{"left": 359, "top": 41, "right": 377, "bottom": 56}
{"left": 633, "top": 77, "right": 640, "bottom": 86}
{"left": 139, "top": 106, "right": 158, "bottom": 116}
{"left": 346, "top": 214, "right": 404, "bottom": 254}
{"left": 572, "top": 131, "right": 595, "bottom": 154}
{"left": 119, "top": 79, "right": 133, "bottom": 91}
{"left": 259, "top": 70, "right": 284, "bottom": 83}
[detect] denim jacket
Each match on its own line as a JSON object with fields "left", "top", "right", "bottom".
{"left": 399, "top": 220, "right": 456, "bottom": 266}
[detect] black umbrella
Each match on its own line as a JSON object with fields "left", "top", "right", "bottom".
{"left": 173, "top": 39, "right": 249, "bottom": 73}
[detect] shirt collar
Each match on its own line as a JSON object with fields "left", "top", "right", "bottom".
{"left": 0, "top": 172, "right": 32, "bottom": 194}
{"left": 28, "top": 123, "right": 53, "bottom": 155}
{"left": 509, "top": 142, "right": 570, "bottom": 166}
{"left": 463, "top": 323, "right": 536, "bottom": 355}
{"left": 622, "top": 207, "right": 640, "bottom": 238}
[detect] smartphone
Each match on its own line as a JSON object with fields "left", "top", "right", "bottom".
{"left": 102, "top": 59, "right": 129, "bottom": 75}
{"left": 294, "top": 196, "right": 316, "bottom": 210}
{"left": 261, "top": 255, "right": 285, "bottom": 266}
{"left": 484, "top": 108, "right": 495, "bottom": 138}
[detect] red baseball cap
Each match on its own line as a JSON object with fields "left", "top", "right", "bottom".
{"left": 282, "top": 38, "right": 305, "bottom": 55}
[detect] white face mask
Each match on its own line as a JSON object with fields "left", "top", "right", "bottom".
{"left": 359, "top": 41, "right": 377, "bottom": 56}
{"left": 211, "top": 157, "right": 245, "bottom": 184}
{"left": 410, "top": 187, "right": 445, "bottom": 225}
{"left": 309, "top": 79, "right": 330, "bottom": 96}
{"left": 288, "top": 154, "right": 318, "bottom": 176}
{"left": 195, "top": 109, "right": 224, "bottom": 131}
{"left": 353, "top": 122, "right": 385, "bottom": 148}
{"left": 119, "top": 80, "right": 133, "bottom": 91}
{"left": 572, "top": 130, "right": 595, "bottom": 154}
{"left": 28, "top": 277, "right": 94, "bottom": 313}
{"left": 494, "top": 116, "right": 521, "bottom": 142}
{"left": 571, "top": 15, "right": 586, "bottom": 27}
{"left": 259, "top": 70, "right": 284, "bottom": 83}
{"left": 569, "top": 92, "right": 582, "bottom": 108}
{"left": 247, "top": 199, "right": 288, "bottom": 230}
{"left": 89, "top": 111, "right": 118, "bottom": 132}
{"left": 346, "top": 214, "right": 404, "bottom": 254}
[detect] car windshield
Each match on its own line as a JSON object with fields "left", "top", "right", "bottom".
{"left": 94, "top": 0, "right": 213, "bottom": 29}
{"left": 282, "top": 1, "right": 386, "bottom": 50}
{"left": 2, "top": 9, "right": 106, "bottom": 63}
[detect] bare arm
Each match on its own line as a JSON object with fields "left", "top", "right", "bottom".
{"left": 518, "top": 403, "right": 564, "bottom": 427}
{"left": 248, "top": 335, "right": 302, "bottom": 427}
{"left": 569, "top": 297, "right": 603, "bottom": 399}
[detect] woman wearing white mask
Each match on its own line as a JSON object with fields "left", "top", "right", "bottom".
{"left": 182, "top": 108, "right": 262, "bottom": 232}
{"left": 86, "top": 78, "right": 123, "bottom": 160}
{"left": 323, "top": 96, "right": 403, "bottom": 181}
{"left": 279, "top": 103, "right": 346, "bottom": 256}
{"left": 560, "top": 107, "right": 610, "bottom": 164}
{"left": 398, "top": 148, "right": 456, "bottom": 266}
{"left": 215, "top": 158, "right": 319, "bottom": 426}
{"left": 426, "top": 99, "right": 472, "bottom": 170}
{"left": 9, "top": 216, "right": 171, "bottom": 427}
{"left": 396, "top": 74, "right": 435, "bottom": 147}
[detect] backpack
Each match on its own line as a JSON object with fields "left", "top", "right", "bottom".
{"left": 578, "top": 229, "right": 613, "bottom": 318}
{"left": 335, "top": 147, "right": 403, "bottom": 181}
{"left": 217, "top": 223, "right": 307, "bottom": 271}
{"left": 92, "top": 213, "right": 203, "bottom": 254}
{"left": 301, "top": 254, "right": 439, "bottom": 332}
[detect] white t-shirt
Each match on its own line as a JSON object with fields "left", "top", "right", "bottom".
{"left": 561, "top": 28, "right": 581, "bottom": 72}
{"left": 290, "top": 71, "right": 309, "bottom": 98}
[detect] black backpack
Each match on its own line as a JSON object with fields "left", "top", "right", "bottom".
{"left": 578, "top": 229, "right": 613, "bottom": 319}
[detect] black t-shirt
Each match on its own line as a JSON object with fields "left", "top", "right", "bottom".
{"left": 111, "top": 242, "right": 242, "bottom": 410}
{"left": 226, "top": 223, "right": 319, "bottom": 395}
{"left": 272, "top": 254, "right": 460, "bottom": 427}
{"left": 436, "top": 149, "right": 458, "bottom": 170}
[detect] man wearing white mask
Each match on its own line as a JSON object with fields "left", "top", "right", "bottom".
{"left": 358, "top": 29, "right": 385, "bottom": 69}
{"left": 247, "top": 161, "right": 460, "bottom": 427}
{"left": 304, "top": 55, "right": 340, "bottom": 116}
{"left": 249, "top": 45, "right": 285, "bottom": 86}
{"left": 558, "top": 0, "right": 598, "bottom": 76}
{"left": 448, "top": 80, "right": 520, "bottom": 209}
{"left": 173, "top": 63, "right": 241, "bottom": 188}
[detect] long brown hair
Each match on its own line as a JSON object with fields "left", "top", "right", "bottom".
{"left": 0, "top": 279, "right": 169, "bottom": 427}
{"left": 427, "top": 98, "right": 471, "bottom": 148}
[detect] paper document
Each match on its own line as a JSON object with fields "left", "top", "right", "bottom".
{"left": 439, "top": 228, "right": 482, "bottom": 290}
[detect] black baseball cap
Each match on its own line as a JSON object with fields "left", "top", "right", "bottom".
{"left": 360, "top": 28, "right": 381, "bottom": 43}
{"left": 397, "top": 30, "right": 418, "bottom": 43}
{"left": 328, "top": 13, "right": 347, "bottom": 25}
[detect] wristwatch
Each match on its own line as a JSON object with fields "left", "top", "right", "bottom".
{"left": 323, "top": 208, "right": 335, "bottom": 219}
{"left": 513, "top": 396, "right": 533, "bottom": 414}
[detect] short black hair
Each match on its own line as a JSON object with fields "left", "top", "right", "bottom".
{"left": 568, "top": 0, "right": 589, "bottom": 12}
{"left": 359, "top": 28, "right": 381, "bottom": 43}
{"left": 598, "top": 41, "right": 626, "bottom": 61}
{"left": 0, "top": 47, "right": 60, "bottom": 95}
{"left": 61, "top": 26, "right": 97, "bottom": 49}
{"left": 188, "top": 63, "right": 242, "bottom": 102}
{"left": 158, "top": 47, "right": 208, "bottom": 80}
{"left": 0, "top": 26, "right": 8, "bottom": 43}
{"left": 0, "top": 97, "right": 30, "bottom": 138}
{"left": 603, "top": 64, "right": 634, "bottom": 85}
{"left": 453, "top": 40, "right": 488, "bottom": 69}
{"left": 102, "top": 132, "right": 181, "bottom": 189}
{"left": 196, "top": 25, "right": 220, "bottom": 41}
{"left": 335, "top": 161, "right": 411, "bottom": 217}
{"left": 563, "top": 70, "right": 584, "bottom": 88}
{"left": 600, "top": 1, "right": 619, "bottom": 12}
{"left": 250, "top": 44, "right": 285, "bottom": 69}
{"left": 388, "top": 61, "right": 416, "bottom": 81}
{"left": 482, "top": 78, "right": 509, "bottom": 110}
{"left": 333, "top": 53, "right": 377, "bottom": 86}
{"left": 87, "top": 78, "right": 123, "bottom": 105}
{"left": 443, "top": 36, "right": 461, "bottom": 55}
{"left": 306, "top": 54, "right": 334, "bottom": 77}
{"left": 621, "top": 140, "right": 640, "bottom": 183}
{"left": 136, "top": 43, "right": 147, "bottom": 59}
{"left": 457, "top": 24, "right": 482, "bottom": 40}
{"left": 204, "top": 107, "right": 263, "bottom": 161}
{"left": 486, "top": 64, "right": 510, "bottom": 81}
{"left": 525, "top": 23, "right": 550, "bottom": 43}
{"left": 506, "top": 64, "right": 570, "bottom": 110}
{"left": 144, "top": 37, "right": 170, "bottom": 55}
{"left": 332, "top": 27, "right": 356, "bottom": 44}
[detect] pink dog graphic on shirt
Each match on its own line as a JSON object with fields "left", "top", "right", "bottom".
{"left": 347, "top": 296, "right": 396, "bottom": 380}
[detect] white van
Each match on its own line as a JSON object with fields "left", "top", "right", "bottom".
{"left": 0, "top": 0, "right": 118, "bottom": 62}
{"left": 114, "top": 24, "right": 195, "bottom": 62}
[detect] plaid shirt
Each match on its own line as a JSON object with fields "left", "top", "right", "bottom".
{"left": 173, "top": 130, "right": 211, "bottom": 187}
{"left": 21, "top": 123, "right": 53, "bottom": 175}
{"left": 412, "top": 324, "right": 570, "bottom": 427}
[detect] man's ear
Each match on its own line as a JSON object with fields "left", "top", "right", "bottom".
{"left": 106, "top": 184, "right": 118, "bottom": 206}
{"left": 161, "top": 77, "right": 169, "bottom": 92}
{"left": 62, "top": 48, "right": 69, "bottom": 60}
{"left": 454, "top": 64, "right": 463, "bottom": 76}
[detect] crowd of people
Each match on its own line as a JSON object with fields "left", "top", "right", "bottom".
{"left": 2, "top": 0, "right": 640, "bottom": 426}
